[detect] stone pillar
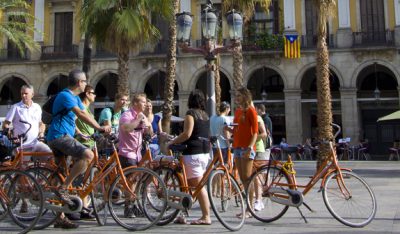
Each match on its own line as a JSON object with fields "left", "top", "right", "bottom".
{"left": 178, "top": 90, "right": 191, "bottom": 117}
{"left": 283, "top": 89, "right": 302, "bottom": 144}
{"left": 395, "top": 0, "right": 400, "bottom": 46}
{"left": 336, "top": 0, "right": 353, "bottom": 48}
{"left": 283, "top": 0, "right": 296, "bottom": 30}
{"left": 340, "top": 88, "right": 359, "bottom": 144}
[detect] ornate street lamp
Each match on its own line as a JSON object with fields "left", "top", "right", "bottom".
{"left": 176, "top": 1, "right": 243, "bottom": 116}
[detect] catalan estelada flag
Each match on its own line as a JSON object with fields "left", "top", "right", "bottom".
{"left": 284, "top": 35, "right": 300, "bottom": 58}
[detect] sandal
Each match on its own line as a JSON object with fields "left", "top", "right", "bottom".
{"left": 174, "top": 216, "right": 188, "bottom": 224}
{"left": 190, "top": 219, "right": 212, "bottom": 225}
{"left": 236, "top": 212, "right": 252, "bottom": 219}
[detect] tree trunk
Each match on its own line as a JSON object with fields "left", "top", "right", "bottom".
{"left": 117, "top": 50, "right": 130, "bottom": 96}
{"left": 215, "top": 55, "right": 221, "bottom": 115}
{"left": 162, "top": 0, "right": 179, "bottom": 134}
{"left": 82, "top": 32, "right": 92, "bottom": 80}
{"left": 232, "top": 42, "right": 243, "bottom": 90}
{"left": 316, "top": 0, "right": 335, "bottom": 169}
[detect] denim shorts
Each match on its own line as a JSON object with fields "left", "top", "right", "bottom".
{"left": 48, "top": 135, "right": 88, "bottom": 160}
{"left": 233, "top": 148, "right": 256, "bottom": 160}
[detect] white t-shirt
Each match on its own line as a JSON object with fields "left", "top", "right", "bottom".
{"left": 5, "top": 101, "right": 42, "bottom": 147}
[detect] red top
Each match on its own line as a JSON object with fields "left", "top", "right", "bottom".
{"left": 232, "top": 107, "right": 258, "bottom": 150}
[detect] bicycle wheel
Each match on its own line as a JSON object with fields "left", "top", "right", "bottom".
{"left": 0, "top": 172, "right": 12, "bottom": 221}
{"left": 25, "top": 167, "right": 62, "bottom": 229}
{"left": 153, "top": 167, "right": 181, "bottom": 225}
{"left": 207, "top": 169, "right": 245, "bottom": 231}
{"left": 0, "top": 196, "right": 7, "bottom": 221}
{"left": 246, "top": 166, "right": 290, "bottom": 222}
{"left": 90, "top": 167, "right": 108, "bottom": 226}
{"left": 108, "top": 167, "right": 167, "bottom": 231}
{"left": 323, "top": 170, "right": 377, "bottom": 227}
{"left": 2, "top": 169, "right": 44, "bottom": 234}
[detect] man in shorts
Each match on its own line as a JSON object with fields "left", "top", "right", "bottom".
{"left": 46, "top": 69, "right": 111, "bottom": 228}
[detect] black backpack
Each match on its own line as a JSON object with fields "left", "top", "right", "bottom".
{"left": 41, "top": 94, "right": 70, "bottom": 125}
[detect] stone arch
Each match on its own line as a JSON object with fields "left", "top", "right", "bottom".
{"left": 92, "top": 71, "right": 119, "bottom": 101}
{"left": 351, "top": 59, "right": 400, "bottom": 88}
{"left": 245, "top": 64, "right": 288, "bottom": 88}
{"left": 37, "top": 71, "right": 68, "bottom": 96}
{"left": 143, "top": 70, "right": 180, "bottom": 101}
{"left": 246, "top": 66, "right": 285, "bottom": 100}
{"left": 91, "top": 69, "right": 118, "bottom": 89}
{"left": 137, "top": 68, "right": 183, "bottom": 93}
{"left": 0, "top": 75, "right": 28, "bottom": 105}
{"left": 295, "top": 62, "right": 344, "bottom": 89}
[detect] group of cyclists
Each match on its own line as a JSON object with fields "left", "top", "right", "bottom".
{"left": 0, "top": 68, "right": 378, "bottom": 233}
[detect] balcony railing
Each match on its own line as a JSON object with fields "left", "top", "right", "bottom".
{"left": 139, "top": 40, "right": 170, "bottom": 55}
{"left": 353, "top": 30, "right": 394, "bottom": 47}
{"left": 41, "top": 45, "right": 78, "bottom": 60}
{"left": 94, "top": 46, "right": 116, "bottom": 58}
{"left": 300, "top": 34, "right": 335, "bottom": 49}
{"left": 0, "top": 48, "right": 28, "bottom": 61}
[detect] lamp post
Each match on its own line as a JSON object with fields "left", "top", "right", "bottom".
{"left": 373, "top": 62, "right": 380, "bottom": 102}
{"left": 176, "top": 3, "right": 243, "bottom": 116}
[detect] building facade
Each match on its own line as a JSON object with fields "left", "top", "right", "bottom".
{"left": 1, "top": 0, "right": 400, "bottom": 157}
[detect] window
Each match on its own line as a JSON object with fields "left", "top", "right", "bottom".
{"left": 54, "top": 12, "right": 73, "bottom": 52}
{"left": 360, "top": 0, "right": 385, "bottom": 43}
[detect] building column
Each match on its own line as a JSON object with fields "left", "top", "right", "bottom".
{"left": 283, "top": 0, "right": 296, "bottom": 31}
{"left": 178, "top": 90, "right": 191, "bottom": 117}
{"left": 395, "top": 0, "right": 400, "bottom": 46}
{"left": 31, "top": 0, "right": 45, "bottom": 60}
{"left": 336, "top": 0, "right": 353, "bottom": 48}
{"left": 340, "top": 88, "right": 359, "bottom": 144}
{"left": 284, "top": 89, "right": 302, "bottom": 144}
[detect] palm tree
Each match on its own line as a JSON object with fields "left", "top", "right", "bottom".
{"left": 222, "top": 0, "right": 271, "bottom": 90}
{"left": 0, "top": 0, "right": 39, "bottom": 56}
{"left": 162, "top": 0, "right": 179, "bottom": 134}
{"left": 315, "top": 0, "right": 336, "bottom": 168}
{"left": 81, "top": 0, "right": 173, "bottom": 96}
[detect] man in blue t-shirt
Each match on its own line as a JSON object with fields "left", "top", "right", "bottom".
{"left": 46, "top": 69, "right": 111, "bottom": 228}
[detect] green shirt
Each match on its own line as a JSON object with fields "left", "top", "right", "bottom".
{"left": 76, "top": 106, "right": 95, "bottom": 148}
{"left": 255, "top": 115, "right": 265, "bottom": 153}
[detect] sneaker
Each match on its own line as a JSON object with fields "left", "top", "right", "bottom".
{"left": 254, "top": 200, "right": 264, "bottom": 211}
{"left": 80, "top": 211, "right": 96, "bottom": 220}
{"left": 53, "top": 217, "right": 79, "bottom": 229}
{"left": 19, "top": 200, "right": 28, "bottom": 214}
{"left": 124, "top": 205, "right": 135, "bottom": 218}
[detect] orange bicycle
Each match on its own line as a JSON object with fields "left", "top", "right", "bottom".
{"left": 245, "top": 123, "right": 377, "bottom": 227}
{"left": 153, "top": 136, "right": 245, "bottom": 231}
{"left": 29, "top": 133, "right": 168, "bottom": 231}
{"left": 0, "top": 168, "right": 44, "bottom": 234}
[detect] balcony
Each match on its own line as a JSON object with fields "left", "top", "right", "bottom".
{"left": 300, "top": 34, "right": 335, "bottom": 49}
{"left": 139, "top": 40, "right": 170, "bottom": 55}
{"left": 353, "top": 30, "right": 394, "bottom": 47}
{"left": 94, "top": 45, "right": 116, "bottom": 58}
{"left": 41, "top": 45, "right": 78, "bottom": 60}
{"left": 0, "top": 48, "right": 28, "bottom": 61}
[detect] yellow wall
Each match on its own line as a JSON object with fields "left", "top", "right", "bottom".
{"left": 349, "top": 0, "right": 357, "bottom": 31}
{"left": 74, "top": 0, "right": 82, "bottom": 44}
{"left": 295, "top": 0, "right": 302, "bottom": 34}
{"left": 191, "top": 1, "right": 200, "bottom": 41}
{"left": 387, "top": 0, "right": 395, "bottom": 30}
{"left": 43, "top": 0, "right": 50, "bottom": 45}
{"left": 331, "top": 2, "right": 338, "bottom": 33}
{"left": 0, "top": 10, "right": 3, "bottom": 49}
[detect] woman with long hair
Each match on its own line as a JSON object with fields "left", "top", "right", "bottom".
{"left": 228, "top": 87, "right": 258, "bottom": 218}
{"left": 167, "top": 89, "right": 211, "bottom": 225}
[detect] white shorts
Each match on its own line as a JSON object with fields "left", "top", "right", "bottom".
{"left": 182, "top": 153, "right": 210, "bottom": 179}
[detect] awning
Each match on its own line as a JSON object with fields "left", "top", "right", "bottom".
{"left": 377, "top": 110, "right": 400, "bottom": 122}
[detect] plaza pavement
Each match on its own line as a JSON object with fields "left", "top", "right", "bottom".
{"left": 1, "top": 160, "right": 399, "bottom": 234}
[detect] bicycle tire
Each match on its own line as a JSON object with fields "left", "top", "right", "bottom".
{"left": 25, "top": 167, "right": 62, "bottom": 230}
{"left": 0, "top": 172, "right": 12, "bottom": 221}
{"left": 108, "top": 167, "right": 167, "bottom": 231}
{"left": 3, "top": 169, "right": 44, "bottom": 234}
{"left": 90, "top": 167, "right": 108, "bottom": 226}
{"left": 323, "top": 170, "right": 377, "bottom": 227}
{"left": 153, "top": 167, "right": 182, "bottom": 225}
{"left": 207, "top": 169, "right": 245, "bottom": 231}
{"left": 246, "top": 166, "right": 290, "bottom": 223}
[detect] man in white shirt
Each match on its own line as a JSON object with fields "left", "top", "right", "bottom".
{"left": 2, "top": 84, "right": 51, "bottom": 154}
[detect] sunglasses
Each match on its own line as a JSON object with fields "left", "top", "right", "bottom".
{"left": 88, "top": 91, "right": 96, "bottom": 95}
